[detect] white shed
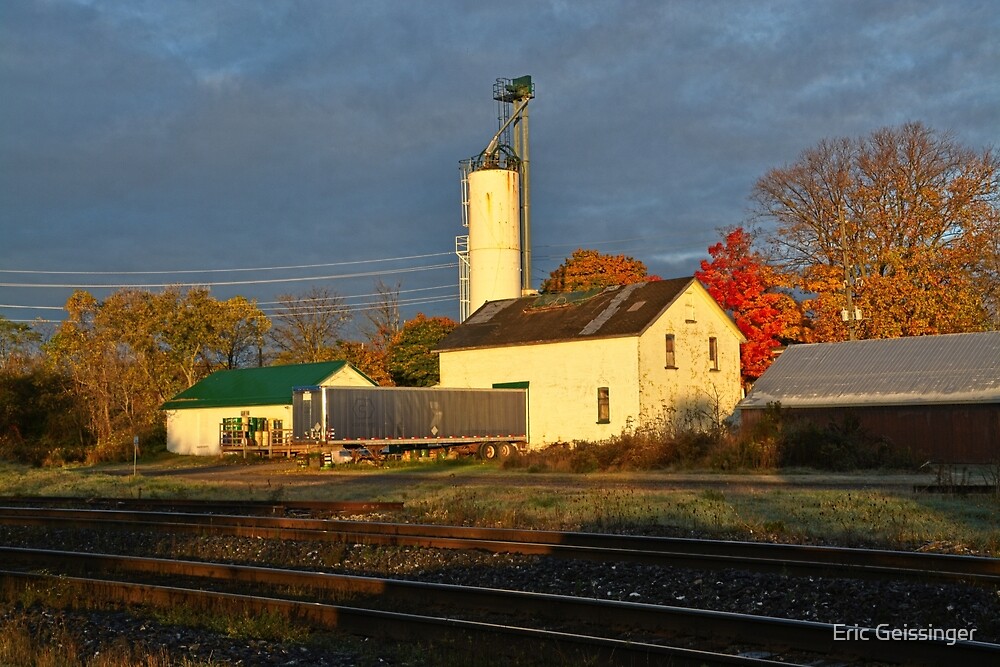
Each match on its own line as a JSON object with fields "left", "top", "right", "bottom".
{"left": 162, "top": 361, "right": 376, "bottom": 455}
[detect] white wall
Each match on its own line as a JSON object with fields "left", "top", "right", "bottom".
{"left": 438, "top": 285, "right": 744, "bottom": 446}
{"left": 165, "top": 404, "right": 291, "bottom": 456}
{"left": 439, "top": 336, "right": 640, "bottom": 445}
{"left": 636, "top": 285, "right": 744, "bottom": 431}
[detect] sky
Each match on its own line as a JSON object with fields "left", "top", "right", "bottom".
{"left": 2, "top": 0, "right": 998, "bottom": 335}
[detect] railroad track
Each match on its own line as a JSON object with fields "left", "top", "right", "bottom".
{"left": 2, "top": 546, "right": 998, "bottom": 666}
{"left": 1, "top": 504, "right": 998, "bottom": 587}
{"left": 1, "top": 499, "right": 998, "bottom": 664}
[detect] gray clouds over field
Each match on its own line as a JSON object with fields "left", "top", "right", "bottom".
{"left": 1, "top": 1, "right": 997, "bottom": 325}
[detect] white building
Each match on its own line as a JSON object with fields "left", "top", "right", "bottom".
{"left": 162, "top": 360, "right": 375, "bottom": 455}
{"left": 436, "top": 278, "right": 745, "bottom": 446}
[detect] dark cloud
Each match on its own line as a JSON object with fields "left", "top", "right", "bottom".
{"left": 1, "top": 0, "right": 997, "bottom": 326}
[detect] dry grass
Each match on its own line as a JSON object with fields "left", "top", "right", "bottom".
{"left": 0, "top": 615, "right": 221, "bottom": 667}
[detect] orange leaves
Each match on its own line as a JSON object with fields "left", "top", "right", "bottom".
{"left": 540, "top": 249, "right": 649, "bottom": 293}
{"left": 754, "top": 122, "right": 999, "bottom": 338}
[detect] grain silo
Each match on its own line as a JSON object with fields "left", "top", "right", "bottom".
{"left": 457, "top": 76, "right": 534, "bottom": 321}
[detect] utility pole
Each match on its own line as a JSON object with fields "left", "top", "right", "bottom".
{"left": 839, "top": 204, "right": 860, "bottom": 341}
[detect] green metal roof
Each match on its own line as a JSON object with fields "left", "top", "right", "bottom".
{"left": 161, "top": 361, "right": 353, "bottom": 410}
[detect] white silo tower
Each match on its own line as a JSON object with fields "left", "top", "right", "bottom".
{"left": 457, "top": 76, "right": 534, "bottom": 321}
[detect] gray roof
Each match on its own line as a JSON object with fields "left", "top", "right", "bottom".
{"left": 436, "top": 278, "right": 698, "bottom": 352}
{"left": 739, "top": 331, "right": 1000, "bottom": 409}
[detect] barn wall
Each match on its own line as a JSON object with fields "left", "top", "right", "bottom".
{"left": 740, "top": 404, "right": 1000, "bottom": 463}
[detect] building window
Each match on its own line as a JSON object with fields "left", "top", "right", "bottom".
{"left": 685, "top": 299, "right": 696, "bottom": 323}
{"left": 709, "top": 337, "right": 719, "bottom": 371}
{"left": 665, "top": 334, "right": 677, "bottom": 368}
{"left": 597, "top": 387, "right": 610, "bottom": 424}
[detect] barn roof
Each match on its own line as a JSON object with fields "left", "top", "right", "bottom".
{"left": 437, "top": 278, "right": 735, "bottom": 352}
{"left": 162, "top": 361, "right": 358, "bottom": 410}
{"left": 739, "top": 331, "right": 1000, "bottom": 409}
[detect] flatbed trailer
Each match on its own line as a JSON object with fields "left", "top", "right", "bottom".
{"left": 292, "top": 386, "right": 529, "bottom": 460}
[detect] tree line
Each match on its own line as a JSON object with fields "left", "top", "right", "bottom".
{"left": 524, "top": 123, "right": 999, "bottom": 388}
{"left": 0, "top": 280, "right": 457, "bottom": 464}
{"left": 1, "top": 122, "right": 997, "bottom": 464}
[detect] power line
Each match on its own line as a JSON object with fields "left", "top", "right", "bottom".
{"left": 260, "top": 294, "right": 457, "bottom": 315}
{"left": 0, "top": 262, "right": 457, "bottom": 289}
{"left": 2, "top": 295, "right": 459, "bottom": 321}
{"left": 0, "top": 252, "right": 455, "bottom": 275}
{"left": 255, "top": 284, "right": 454, "bottom": 306}
{"left": 0, "top": 285, "right": 456, "bottom": 312}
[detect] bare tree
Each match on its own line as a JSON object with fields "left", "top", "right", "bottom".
{"left": 268, "top": 286, "right": 351, "bottom": 364}
{"left": 361, "top": 279, "right": 402, "bottom": 354}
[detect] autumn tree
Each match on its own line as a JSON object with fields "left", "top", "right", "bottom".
{"left": 335, "top": 340, "right": 393, "bottom": 386}
{"left": 386, "top": 313, "right": 457, "bottom": 386}
{"left": 268, "top": 286, "right": 351, "bottom": 364}
{"left": 211, "top": 295, "right": 271, "bottom": 370}
{"left": 0, "top": 316, "right": 42, "bottom": 373}
{"left": 540, "top": 249, "right": 655, "bottom": 293}
{"left": 0, "top": 316, "right": 83, "bottom": 464}
{"left": 45, "top": 287, "right": 270, "bottom": 460}
{"left": 46, "top": 290, "right": 152, "bottom": 454}
{"left": 339, "top": 279, "right": 403, "bottom": 386}
{"left": 752, "top": 122, "right": 999, "bottom": 340}
{"left": 0, "top": 366, "right": 85, "bottom": 465}
{"left": 695, "top": 228, "right": 802, "bottom": 384}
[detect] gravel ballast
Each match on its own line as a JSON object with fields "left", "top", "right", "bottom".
{"left": 1, "top": 523, "right": 998, "bottom": 665}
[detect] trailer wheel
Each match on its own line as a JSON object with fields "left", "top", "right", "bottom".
{"left": 498, "top": 442, "right": 514, "bottom": 459}
{"left": 480, "top": 443, "right": 499, "bottom": 460}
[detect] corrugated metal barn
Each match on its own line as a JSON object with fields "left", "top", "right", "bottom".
{"left": 738, "top": 331, "right": 1000, "bottom": 463}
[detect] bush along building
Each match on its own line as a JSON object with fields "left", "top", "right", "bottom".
{"left": 435, "top": 278, "right": 745, "bottom": 446}
{"left": 738, "top": 331, "right": 1000, "bottom": 464}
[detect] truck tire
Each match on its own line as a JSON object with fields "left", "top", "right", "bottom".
{"left": 480, "top": 443, "right": 499, "bottom": 460}
{"left": 498, "top": 442, "right": 514, "bottom": 459}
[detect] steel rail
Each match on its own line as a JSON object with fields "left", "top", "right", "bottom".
{"left": 0, "top": 496, "right": 402, "bottom": 515}
{"left": 1, "top": 507, "right": 998, "bottom": 586}
{"left": 4, "top": 548, "right": 999, "bottom": 666}
{"left": 0, "top": 569, "right": 785, "bottom": 667}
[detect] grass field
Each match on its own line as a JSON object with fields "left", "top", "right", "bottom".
{"left": 1, "top": 457, "right": 997, "bottom": 555}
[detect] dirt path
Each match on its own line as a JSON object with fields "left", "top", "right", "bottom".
{"left": 93, "top": 458, "right": 935, "bottom": 494}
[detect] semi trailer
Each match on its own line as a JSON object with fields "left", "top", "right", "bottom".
{"left": 291, "top": 386, "right": 528, "bottom": 460}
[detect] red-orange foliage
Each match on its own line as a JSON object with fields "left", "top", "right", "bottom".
{"left": 696, "top": 228, "right": 801, "bottom": 384}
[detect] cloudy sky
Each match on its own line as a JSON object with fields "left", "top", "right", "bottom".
{"left": 2, "top": 0, "right": 997, "bottom": 333}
